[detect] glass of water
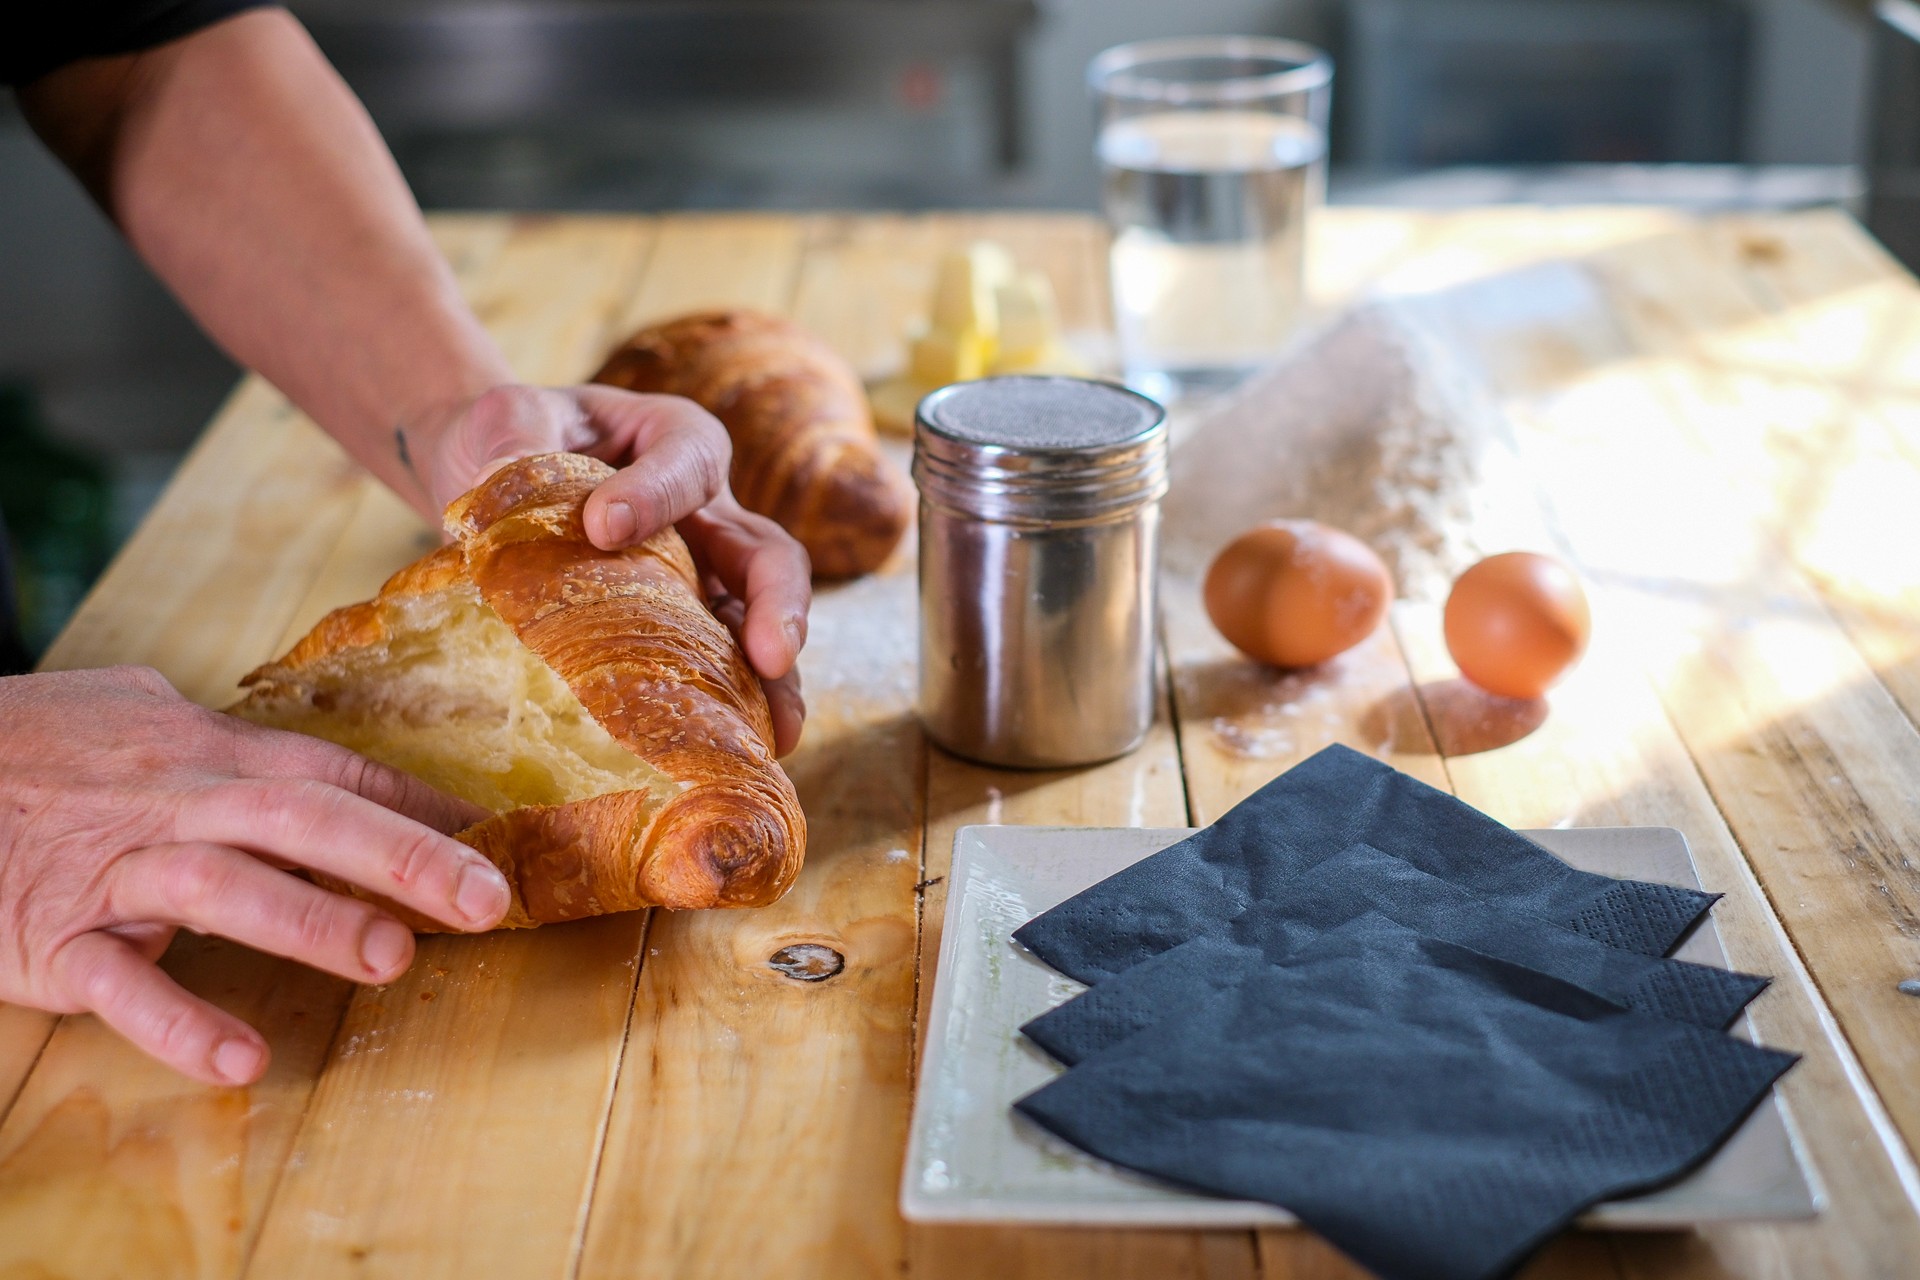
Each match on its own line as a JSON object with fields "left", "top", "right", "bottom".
{"left": 1090, "top": 37, "right": 1332, "bottom": 406}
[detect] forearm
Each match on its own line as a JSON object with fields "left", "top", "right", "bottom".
{"left": 18, "top": 9, "right": 509, "bottom": 518}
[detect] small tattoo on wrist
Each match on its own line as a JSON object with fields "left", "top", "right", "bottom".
{"left": 395, "top": 426, "right": 415, "bottom": 475}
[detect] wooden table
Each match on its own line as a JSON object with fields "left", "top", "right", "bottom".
{"left": 4, "top": 208, "right": 1919, "bottom": 1279}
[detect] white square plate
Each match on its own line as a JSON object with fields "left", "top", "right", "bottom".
{"left": 902, "top": 825, "right": 1821, "bottom": 1228}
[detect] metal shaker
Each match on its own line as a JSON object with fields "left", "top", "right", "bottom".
{"left": 912, "top": 375, "right": 1169, "bottom": 769}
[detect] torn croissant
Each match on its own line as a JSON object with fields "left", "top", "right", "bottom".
{"left": 229, "top": 452, "right": 807, "bottom": 930}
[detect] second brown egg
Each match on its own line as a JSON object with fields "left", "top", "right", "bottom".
{"left": 1203, "top": 520, "right": 1393, "bottom": 669}
{"left": 1443, "top": 551, "right": 1591, "bottom": 700}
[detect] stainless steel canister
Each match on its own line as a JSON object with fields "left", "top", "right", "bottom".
{"left": 912, "top": 375, "right": 1169, "bottom": 768}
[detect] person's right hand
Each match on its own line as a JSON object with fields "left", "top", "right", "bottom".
{"left": 0, "top": 665, "right": 506, "bottom": 1086}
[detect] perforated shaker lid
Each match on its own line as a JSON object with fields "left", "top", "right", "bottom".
{"left": 911, "top": 376, "right": 1168, "bottom": 525}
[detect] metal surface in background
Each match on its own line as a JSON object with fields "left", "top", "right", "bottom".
{"left": 1342, "top": 0, "right": 1749, "bottom": 168}
{"left": 294, "top": 0, "right": 1038, "bottom": 207}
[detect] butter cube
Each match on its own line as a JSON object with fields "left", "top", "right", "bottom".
{"left": 909, "top": 326, "right": 994, "bottom": 385}
{"left": 929, "top": 242, "right": 1017, "bottom": 339}
{"left": 992, "top": 271, "right": 1061, "bottom": 370}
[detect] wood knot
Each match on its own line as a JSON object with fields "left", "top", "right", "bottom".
{"left": 768, "top": 943, "right": 844, "bottom": 982}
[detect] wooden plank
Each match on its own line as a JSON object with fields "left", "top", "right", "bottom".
{"left": 899, "top": 217, "right": 1260, "bottom": 1280}
{"left": 1394, "top": 596, "right": 1920, "bottom": 1279}
{"left": 1164, "top": 205, "right": 1918, "bottom": 1278}
{"left": 1165, "top": 208, "right": 1622, "bottom": 1276}
{"left": 1164, "top": 556, "right": 1486, "bottom": 1280}
{"left": 240, "top": 217, "right": 663, "bottom": 1280}
{"left": 1707, "top": 210, "right": 1920, "bottom": 468}
{"left": 1387, "top": 208, "right": 1920, "bottom": 1275}
{"left": 576, "top": 669, "right": 923, "bottom": 1276}
{"left": 1164, "top": 573, "right": 1452, "bottom": 815}
{"left": 605, "top": 212, "right": 806, "bottom": 335}
{"left": 1306, "top": 207, "right": 1444, "bottom": 317}
{"left": 1349, "top": 205, "right": 1686, "bottom": 307}
{"left": 789, "top": 213, "right": 950, "bottom": 382}
{"left": 0, "top": 938, "right": 349, "bottom": 1280}
{"left": 1514, "top": 221, "right": 1920, "bottom": 1162}
{"left": 1697, "top": 212, "right": 1920, "bottom": 733}
{"left": 791, "top": 210, "right": 1117, "bottom": 385}
{"left": 0, "top": 1006, "right": 55, "bottom": 1125}
{"left": 911, "top": 674, "right": 1254, "bottom": 1280}
{"left": 0, "top": 212, "right": 514, "bottom": 1177}
{"left": 250, "top": 915, "right": 651, "bottom": 1280}
{"left": 575, "top": 215, "right": 935, "bottom": 1278}
{"left": 0, "top": 215, "right": 520, "bottom": 1277}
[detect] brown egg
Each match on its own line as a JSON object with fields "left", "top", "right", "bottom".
{"left": 1443, "top": 552, "right": 1591, "bottom": 700}
{"left": 1203, "top": 520, "right": 1393, "bottom": 668}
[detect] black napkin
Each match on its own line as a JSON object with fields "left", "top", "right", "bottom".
{"left": 1014, "top": 913, "right": 1797, "bottom": 1280}
{"left": 1014, "top": 745, "right": 1714, "bottom": 983}
{"left": 1023, "top": 841, "right": 1767, "bottom": 1065}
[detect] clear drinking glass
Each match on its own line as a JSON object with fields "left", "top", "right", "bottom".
{"left": 1090, "top": 37, "right": 1333, "bottom": 406}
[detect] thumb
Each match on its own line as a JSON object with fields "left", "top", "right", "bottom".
{"left": 570, "top": 386, "right": 734, "bottom": 550}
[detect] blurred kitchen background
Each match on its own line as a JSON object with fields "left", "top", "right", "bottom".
{"left": 2, "top": 0, "right": 1918, "bottom": 654}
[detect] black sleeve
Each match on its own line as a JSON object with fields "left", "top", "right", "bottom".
{"left": 0, "top": 514, "right": 31, "bottom": 676}
{"left": 2, "top": 1, "right": 278, "bottom": 87}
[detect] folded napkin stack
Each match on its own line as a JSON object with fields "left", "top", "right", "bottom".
{"left": 1011, "top": 745, "right": 1796, "bottom": 1280}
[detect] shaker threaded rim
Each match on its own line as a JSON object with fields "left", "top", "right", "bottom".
{"left": 911, "top": 376, "right": 1169, "bottom": 525}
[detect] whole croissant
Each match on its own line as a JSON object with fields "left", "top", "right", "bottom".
{"left": 591, "top": 309, "right": 913, "bottom": 579}
{"left": 230, "top": 453, "right": 807, "bottom": 930}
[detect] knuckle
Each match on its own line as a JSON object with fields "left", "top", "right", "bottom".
{"left": 691, "top": 434, "right": 729, "bottom": 494}
{"left": 63, "top": 941, "right": 118, "bottom": 1008}
{"left": 385, "top": 825, "right": 453, "bottom": 896}
{"left": 331, "top": 749, "right": 402, "bottom": 812}
{"left": 114, "top": 665, "right": 171, "bottom": 696}
{"left": 677, "top": 402, "right": 733, "bottom": 463}
{"left": 158, "top": 847, "right": 232, "bottom": 918}
{"left": 211, "top": 777, "right": 332, "bottom": 858}
{"left": 272, "top": 778, "right": 335, "bottom": 837}
{"left": 636, "top": 470, "right": 692, "bottom": 526}
{"left": 289, "top": 891, "right": 347, "bottom": 957}
{"left": 148, "top": 998, "right": 209, "bottom": 1063}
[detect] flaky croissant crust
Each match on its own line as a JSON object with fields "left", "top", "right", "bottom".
{"left": 235, "top": 452, "right": 807, "bottom": 929}
{"left": 592, "top": 309, "right": 914, "bottom": 579}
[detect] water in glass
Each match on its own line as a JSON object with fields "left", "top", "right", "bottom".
{"left": 1100, "top": 109, "right": 1325, "bottom": 404}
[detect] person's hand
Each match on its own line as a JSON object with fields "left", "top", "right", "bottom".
{"left": 407, "top": 384, "right": 810, "bottom": 754}
{"left": 0, "top": 666, "right": 507, "bottom": 1086}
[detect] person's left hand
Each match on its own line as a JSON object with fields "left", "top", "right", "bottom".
{"left": 405, "top": 385, "right": 809, "bottom": 755}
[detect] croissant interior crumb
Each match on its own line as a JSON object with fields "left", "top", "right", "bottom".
{"left": 233, "top": 583, "right": 680, "bottom": 814}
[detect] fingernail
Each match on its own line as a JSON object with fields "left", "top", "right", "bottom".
{"left": 214, "top": 1038, "right": 265, "bottom": 1084}
{"left": 455, "top": 859, "right": 511, "bottom": 926}
{"left": 602, "top": 500, "right": 637, "bottom": 545}
{"left": 360, "top": 919, "right": 413, "bottom": 978}
{"left": 783, "top": 613, "right": 805, "bottom": 652}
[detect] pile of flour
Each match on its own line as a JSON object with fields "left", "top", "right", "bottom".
{"left": 1161, "top": 301, "right": 1555, "bottom": 602}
